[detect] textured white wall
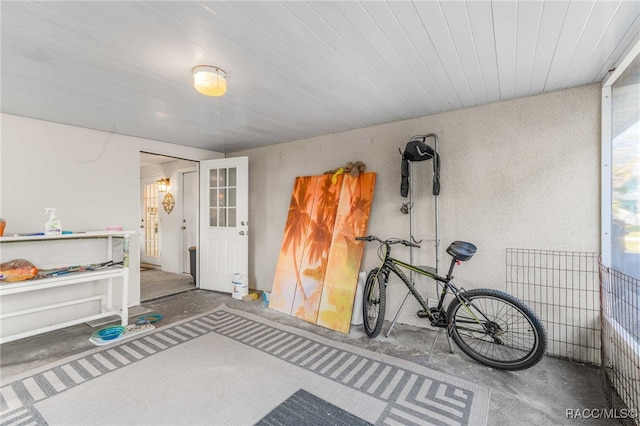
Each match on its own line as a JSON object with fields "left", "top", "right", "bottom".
{"left": 0, "top": 114, "right": 221, "bottom": 335}
{"left": 231, "top": 84, "right": 601, "bottom": 327}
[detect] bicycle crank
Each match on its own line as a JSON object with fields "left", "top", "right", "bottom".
{"left": 417, "top": 308, "right": 448, "bottom": 327}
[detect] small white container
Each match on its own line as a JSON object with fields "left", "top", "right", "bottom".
{"left": 231, "top": 273, "right": 248, "bottom": 300}
{"left": 44, "top": 208, "right": 62, "bottom": 235}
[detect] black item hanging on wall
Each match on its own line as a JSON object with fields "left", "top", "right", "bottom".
{"left": 400, "top": 134, "right": 440, "bottom": 197}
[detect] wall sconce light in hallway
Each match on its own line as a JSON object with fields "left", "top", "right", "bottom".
{"left": 157, "top": 178, "right": 170, "bottom": 192}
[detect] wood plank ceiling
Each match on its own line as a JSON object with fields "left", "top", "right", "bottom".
{"left": 2, "top": 1, "right": 639, "bottom": 153}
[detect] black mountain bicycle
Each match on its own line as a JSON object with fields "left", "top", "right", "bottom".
{"left": 356, "top": 235, "right": 547, "bottom": 370}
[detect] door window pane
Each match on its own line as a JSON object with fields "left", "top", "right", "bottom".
{"left": 209, "top": 189, "right": 217, "bottom": 207}
{"left": 208, "top": 167, "right": 238, "bottom": 228}
{"left": 209, "top": 208, "right": 218, "bottom": 227}
{"left": 229, "top": 208, "right": 236, "bottom": 227}
{"left": 219, "top": 168, "right": 227, "bottom": 187}
{"left": 228, "top": 188, "right": 237, "bottom": 206}
{"left": 209, "top": 169, "right": 218, "bottom": 188}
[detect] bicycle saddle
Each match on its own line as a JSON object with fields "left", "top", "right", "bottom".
{"left": 446, "top": 241, "right": 477, "bottom": 261}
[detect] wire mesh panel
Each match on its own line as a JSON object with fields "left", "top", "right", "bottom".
{"left": 600, "top": 264, "right": 639, "bottom": 424}
{"left": 506, "top": 249, "right": 600, "bottom": 364}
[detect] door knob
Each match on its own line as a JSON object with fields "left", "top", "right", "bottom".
{"left": 181, "top": 226, "right": 186, "bottom": 230}
{"left": 239, "top": 231, "right": 245, "bottom": 235}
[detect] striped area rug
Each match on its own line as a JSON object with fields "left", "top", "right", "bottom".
{"left": 0, "top": 305, "right": 489, "bottom": 425}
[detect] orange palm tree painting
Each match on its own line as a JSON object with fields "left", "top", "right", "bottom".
{"left": 270, "top": 172, "right": 376, "bottom": 333}
{"left": 317, "top": 173, "right": 376, "bottom": 333}
{"left": 269, "top": 176, "right": 318, "bottom": 315}
{"left": 291, "top": 174, "right": 342, "bottom": 322}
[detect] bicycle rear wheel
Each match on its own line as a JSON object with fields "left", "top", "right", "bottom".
{"left": 363, "top": 268, "right": 386, "bottom": 338}
{"left": 447, "top": 289, "right": 546, "bottom": 370}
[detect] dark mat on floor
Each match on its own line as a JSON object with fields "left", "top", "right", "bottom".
{"left": 256, "top": 389, "right": 372, "bottom": 426}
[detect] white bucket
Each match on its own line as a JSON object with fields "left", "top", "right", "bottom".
{"left": 232, "top": 273, "right": 249, "bottom": 300}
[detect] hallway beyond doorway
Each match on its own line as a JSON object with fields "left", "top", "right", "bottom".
{"left": 140, "top": 269, "right": 195, "bottom": 302}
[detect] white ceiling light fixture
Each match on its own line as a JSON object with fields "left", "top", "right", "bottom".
{"left": 192, "top": 65, "right": 227, "bottom": 96}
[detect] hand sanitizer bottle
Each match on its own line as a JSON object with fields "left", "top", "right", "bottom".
{"left": 45, "top": 208, "right": 62, "bottom": 235}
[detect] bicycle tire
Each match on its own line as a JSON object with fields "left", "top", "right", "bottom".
{"left": 447, "top": 289, "right": 546, "bottom": 370}
{"left": 363, "top": 268, "right": 386, "bottom": 338}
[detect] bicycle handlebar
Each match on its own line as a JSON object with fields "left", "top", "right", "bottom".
{"left": 356, "top": 235, "right": 421, "bottom": 248}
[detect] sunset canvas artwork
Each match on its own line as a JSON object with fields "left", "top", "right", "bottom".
{"left": 269, "top": 172, "right": 376, "bottom": 333}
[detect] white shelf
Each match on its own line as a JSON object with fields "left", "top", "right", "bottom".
{"left": 0, "top": 230, "right": 133, "bottom": 243}
{"left": 0, "top": 232, "right": 132, "bottom": 344}
{"left": 0, "top": 267, "right": 124, "bottom": 296}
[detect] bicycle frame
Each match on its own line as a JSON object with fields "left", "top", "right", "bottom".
{"left": 361, "top": 235, "right": 491, "bottom": 329}
{"left": 376, "top": 254, "right": 463, "bottom": 325}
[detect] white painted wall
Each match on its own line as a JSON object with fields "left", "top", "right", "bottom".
{"left": 0, "top": 114, "right": 222, "bottom": 336}
{"left": 230, "top": 84, "right": 601, "bottom": 328}
{"left": 140, "top": 159, "right": 198, "bottom": 274}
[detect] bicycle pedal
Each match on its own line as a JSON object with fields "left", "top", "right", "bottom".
{"left": 416, "top": 310, "right": 430, "bottom": 318}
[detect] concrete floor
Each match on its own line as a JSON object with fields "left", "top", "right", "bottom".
{"left": 140, "top": 269, "right": 196, "bottom": 302}
{"left": 0, "top": 289, "right": 615, "bottom": 425}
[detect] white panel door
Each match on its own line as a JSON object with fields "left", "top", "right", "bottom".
{"left": 140, "top": 177, "right": 161, "bottom": 265}
{"left": 199, "top": 157, "right": 248, "bottom": 292}
{"left": 181, "top": 171, "right": 197, "bottom": 274}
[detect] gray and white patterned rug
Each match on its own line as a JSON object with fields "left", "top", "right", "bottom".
{"left": 0, "top": 305, "right": 490, "bottom": 425}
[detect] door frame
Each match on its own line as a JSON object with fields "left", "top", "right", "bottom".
{"left": 139, "top": 151, "right": 202, "bottom": 275}
{"left": 139, "top": 151, "right": 241, "bottom": 294}
{"left": 177, "top": 167, "right": 198, "bottom": 276}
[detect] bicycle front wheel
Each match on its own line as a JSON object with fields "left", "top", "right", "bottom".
{"left": 363, "top": 268, "right": 386, "bottom": 338}
{"left": 447, "top": 289, "right": 546, "bottom": 370}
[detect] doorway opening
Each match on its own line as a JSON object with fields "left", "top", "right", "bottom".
{"left": 139, "top": 152, "right": 199, "bottom": 301}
